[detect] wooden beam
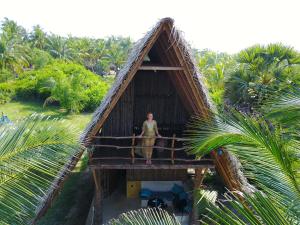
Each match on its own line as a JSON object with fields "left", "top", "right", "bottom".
{"left": 154, "top": 33, "right": 195, "bottom": 114}
{"left": 90, "top": 164, "right": 214, "bottom": 170}
{"left": 171, "top": 134, "right": 176, "bottom": 164}
{"left": 164, "top": 23, "right": 210, "bottom": 118}
{"left": 139, "top": 66, "right": 183, "bottom": 71}
{"left": 131, "top": 133, "right": 136, "bottom": 164}
{"left": 192, "top": 168, "right": 208, "bottom": 225}
{"left": 89, "top": 158, "right": 214, "bottom": 169}
{"left": 92, "top": 169, "right": 102, "bottom": 225}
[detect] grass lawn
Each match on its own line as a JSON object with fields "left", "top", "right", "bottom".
{"left": 0, "top": 101, "right": 93, "bottom": 131}
{"left": 0, "top": 100, "right": 94, "bottom": 224}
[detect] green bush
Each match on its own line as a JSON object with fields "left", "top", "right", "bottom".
{"left": 0, "top": 69, "right": 14, "bottom": 83}
{"left": 30, "top": 48, "right": 53, "bottom": 69}
{"left": 0, "top": 81, "right": 15, "bottom": 104}
{"left": 14, "top": 60, "right": 109, "bottom": 112}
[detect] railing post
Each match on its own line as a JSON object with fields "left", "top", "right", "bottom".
{"left": 171, "top": 133, "right": 176, "bottom": 164}
{"left": 131, "top": 133, "right": 135, "bottom": 164}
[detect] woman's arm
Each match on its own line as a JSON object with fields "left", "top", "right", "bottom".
{"left": 139, "top": 121, "right": 146, "bottom": 137}
{"left": 154, "top": 121, "right": 161, "bottom": 137}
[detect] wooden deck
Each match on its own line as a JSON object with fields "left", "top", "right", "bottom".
{"left": 89, "top": 157, "right": 214, "bottom": 169}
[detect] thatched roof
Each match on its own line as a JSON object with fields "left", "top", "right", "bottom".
{"left": 81, "top": 17, "right": 214, "bottom": 143}
{"left": 80, "top": 17, "right": 254, "bottom": 195}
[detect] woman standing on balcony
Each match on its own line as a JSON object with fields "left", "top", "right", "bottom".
{"left": 139, "top": 112, "right": 161, "bottom": 165}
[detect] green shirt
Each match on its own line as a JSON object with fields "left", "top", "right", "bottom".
{"left": 142, "top": 120, "right": 158, "bottom": 137}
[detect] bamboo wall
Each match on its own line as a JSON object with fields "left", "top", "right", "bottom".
{"left": 101, "top": 70, "right": 189, "bottom": 137}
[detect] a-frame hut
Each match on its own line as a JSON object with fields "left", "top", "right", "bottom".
{"left": 82, "top": 18, "right": 251, "bottom": 225}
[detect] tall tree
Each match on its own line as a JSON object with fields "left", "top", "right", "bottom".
{"left": 46, "top": 35, "right": 73, "bottom": 61}
{"left": 30, "top": 25, "right": 47, "bottom": 49}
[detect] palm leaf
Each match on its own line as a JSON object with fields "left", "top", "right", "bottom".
{"left": 186, "top": 110, "right": 300, "bottom": 218}
{"left": 265, "top": 90, "right": 300, "bottom": 130}
{"left": 202, "top": 191, "right": 293, "bottom": 225}
{"left": 0, "top": 114, "right": 81, "bottom": 225}
{"left": 107, "top": 208, "right": 181, "bottom": 225}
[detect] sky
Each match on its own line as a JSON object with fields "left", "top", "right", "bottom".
{"left": 1, "top": 0, "right": 300, "bottom": 53}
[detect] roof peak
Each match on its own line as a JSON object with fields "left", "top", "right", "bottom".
{"left": 159, "top": 17, "right": 174, "bottom": 24}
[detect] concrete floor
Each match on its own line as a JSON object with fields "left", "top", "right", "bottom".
{"left": 102, "top": 191, "right": 140, "bottom": 223}
{"left": 102, "top": 190, "right": 189, "bottom": 225}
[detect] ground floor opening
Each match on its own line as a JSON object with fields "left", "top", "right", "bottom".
{"left": 88, "top": 168, "right": 197, "bottom": 224}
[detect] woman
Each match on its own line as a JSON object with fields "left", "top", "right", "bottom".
{"left": 139, "top": 112, "right": 161, "bottom": 165}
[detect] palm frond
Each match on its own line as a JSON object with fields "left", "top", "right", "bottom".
{"left": 202, "top": 191, "right": 294, "bottom": 225}
{"left": 186, "top": 110, "right": 300, "bottom": 217}
{"left": 265, "top": 90, "right": 300, "bottom": 130}
{"left": 0, "top": 114, "right": 81, "bottom": 225}
{"left": 107, "top": 208, "right": 181, "bottom": 225}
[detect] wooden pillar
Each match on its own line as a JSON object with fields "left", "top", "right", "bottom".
{"left": 191, "top": 168, "right": 207, "bottom": 225}
{"left": 92, "top": 169, "right": 102, "bottom": 225}
{"left": 131, "top": 133, "right": 136, "bottom": 164}
{"left": 171, "top": 134, "right": 176, "bottom": 164}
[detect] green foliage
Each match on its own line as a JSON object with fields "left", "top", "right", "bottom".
{"left": 187, "top": 106, "right": 300, "bottom": 222}
{"left": 188, "top": 110, "right": 300, "bottom": 211}
{"left": 0, "top": 81, "right": 15, "bottom": 103}
{"left": 225, "top": 44, "right": 300, "bottom": 110}
{"left": 264, "top": 90, "right": 300, "bottom": 131}
{"left": 0, "top": 114, "right": 81, "bottom": 225}
{"left": 202, "top": 191, "right": 293, "bottom": 225}
{"left": 195, "top": 189, "right": 218, "bottom": 218}
{"left": 0, "top": 68, "right": 14, "bottom": 82}
{"left": 29, "top": 25, "right": 47, "bottom": 49}
{"left": 0, "top": 18, "right": 132, "bottom": 113}
{"left": 107, "top": 208, "right": 181, "bottom": 225}
{"left": 14, "top": 60, "right": 109, "bottom": 112}
{"left": 46, "top": 35, "right": 73, "bottom": 61}
{"left": 196, "top": 50, "right": 236, "bottom": 107}
{"left": 29, "top": 48, "right": 53, "bottom": 69}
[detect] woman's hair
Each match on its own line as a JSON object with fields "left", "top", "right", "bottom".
{"left": 147, "top": 112, "right": 153, "bottom": 116}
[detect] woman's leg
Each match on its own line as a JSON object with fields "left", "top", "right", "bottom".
{"left": 143, "top": 138, "right": 150, "bottom": 164}
{"left": 147, "top": 138, "right": 155, "bottom": 164}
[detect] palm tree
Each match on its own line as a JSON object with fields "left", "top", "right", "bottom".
{"left": 30, "top": 25, "right": 47, "bottom": 49}
{"left": 68, "top": 38, "right": 108, "bottom": 73}
{"left": 105, "top": 36, "right": 132, "bottom": 72}
{"left": 196, "top": 50, "right": 236, "bottom": 106}
{"left": 225, "top": 44, "right": 300, "bottom": 111}
{"left": 46, "top": 35, "right": 73, "bottom": 61}
{"left": 0, "top": 33, "right": 30, "bottom": 78}
{"left": 1, "top": 18, "right": 27, "bottom": 42}
{"left": 0, "top": 114, "right": 81, "bottom": 225}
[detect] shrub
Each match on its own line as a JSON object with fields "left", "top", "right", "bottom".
{"left": 0, "top": 81, "right": 15, "bottom": 104}
{"left": 30, "top": 48, "right": 53, "bottom": 69}
{"left": 14, "top": 60, "right": 109, "bottom": 112}
{"left": 0, "top": 69, "right": 14, "bottom": 82}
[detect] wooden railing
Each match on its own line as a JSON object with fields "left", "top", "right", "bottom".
{"left": 91, "top": 134, "right": 195, "bottom": 165}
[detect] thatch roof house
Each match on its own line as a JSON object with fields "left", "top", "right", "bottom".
{"left": 37, "top": 17, "right": 253, "bottom": 225}
{"left": 81, "top": 17, "right": 253, "bottom": 224}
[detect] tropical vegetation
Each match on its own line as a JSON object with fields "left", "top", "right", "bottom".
{"left": 0, "top": 17, "right": 300, "bottom": 225}
{"left": 0, "top": 114, "right": 81, "bottom": 225}
{"left": 0, "top": 18, "right": 131, "bottom": 111}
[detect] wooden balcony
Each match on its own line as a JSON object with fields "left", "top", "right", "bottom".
{"left": 89, "top": 135, "right": 214, "bottom": 169}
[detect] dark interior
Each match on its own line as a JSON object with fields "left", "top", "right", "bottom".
{"left": 92, "top": 31, "right": 198, "bottom": 159}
